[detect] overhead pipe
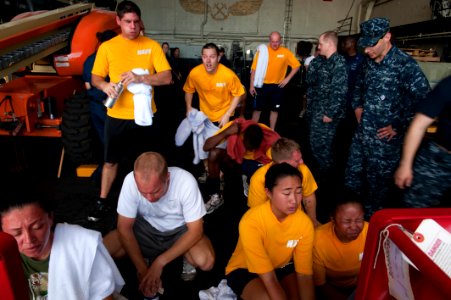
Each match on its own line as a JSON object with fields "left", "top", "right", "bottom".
{"left": 200, "top": 0, "right": 208, "bottom": 39}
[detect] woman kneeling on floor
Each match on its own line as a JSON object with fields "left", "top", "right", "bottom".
{"left": 313, "top": 196, "right": 368, "bottom": 300}
{"left": 225, "top": 163, "right": 315, "bottom": 300}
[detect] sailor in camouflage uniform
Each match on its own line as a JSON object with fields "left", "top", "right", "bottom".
{"left": 395, "top": 75, "right": 451, "bottom": 208}
{"left": 345, "top": 18, "right": 430, "bottom": 217}
{"left": 306, "top": 31, "right": 348, "bottom": 174}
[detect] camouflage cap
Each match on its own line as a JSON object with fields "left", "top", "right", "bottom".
{"left": 358, "top": 17, "right": 390, "bottom": 48}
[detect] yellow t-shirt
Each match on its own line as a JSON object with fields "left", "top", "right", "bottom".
{"left": 251, "top": 46, "right": 300, "bottom": 84}
{"left": 313, "top": 221, "right": 369, "bottom": 288}
{"left": 183, "top": 64, "right": 245, "bottom": 122}
{"left": 225, "top": 201, "right": 314, "bottom": 276}
{"left": 248, "top": 162, "right": 318, "bottom": 207}
{"left": 92, "top": 35, "right": 171, "bottom": 119}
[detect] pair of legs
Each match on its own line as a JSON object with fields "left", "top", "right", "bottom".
{"left": 104, "top": 220, "right": 215, "bottom": 271}
{"left": 251, "top": 110, "right": 278, "bottom": 131}
{"left": 252, "top": 84, "right": 283, "bottom": 131}
{"left": 101, "top": 116, "right": 161, "bottom": 199}
{"left": 227, "top": 264, "right": 301, "bottom": 300}
{"left": 345, "top": 126, "right": 401, "bottom": 217}
{"left": 243, "top": 273, "right": 300, "bottom": 300}
{"left": 206, "top": 147, "right": 233, "bottom": 196}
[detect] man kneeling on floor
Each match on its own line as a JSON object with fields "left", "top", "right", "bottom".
{"left": 105, "top": 152, "right": 215, "bottom": 299}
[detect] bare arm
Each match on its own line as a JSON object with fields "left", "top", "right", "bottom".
{"left": 219, "top": 95, "right": 242, "bottom": 127}
{"left": 238, "top": 93, "right": 247, "bottom": 118}
{"left": 303, "top": 193, "right": 320, "bottom": 227}
{"left": 297, "top": 273, "right": 315, "bottom": 300}
{"left": 395, "top": 113, "right": 434, "bottom": 188}
{"left": 152, "top": 219, "right": 203, "bottom": 268}
{"left": 249, "top": 69, "right": 257, "bottom": 96}
{"left": 203, "top": 123, "right": 240, "bottom": 151}
{"left": 117, "top": 215, "right": 148, "bottom": 278}
{"left": 139, "top": 219, "right": 204, "bottom": 295}
{"left": 279, "top": 66, "right": 300, "bottom": 88}
{"left": 185, "top": 92, "right": 194, "bottom": 116}
{"left": 119, "top": 69, "right": 172, "bottom": 87}
{"left": 259, "top": 271, "right": 287, "bottom": 300}
{"left": 354, "top": 107, "right": 363, "bottom": 123}
{"left": 92, "top": 74, "right": 117, "bottom": 99}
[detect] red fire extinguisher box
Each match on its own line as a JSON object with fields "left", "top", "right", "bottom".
{"left": 355, "top": 208, "right": 451, "bottom": 300}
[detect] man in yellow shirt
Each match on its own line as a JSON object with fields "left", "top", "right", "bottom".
{"left": 248, "top": 138, "right": 320, "bottom": 226}
{"left": 184, "top": 43, "right": 245, "bottom": 128}
{"left": 90, "top": 1, "right": 172, "bottom": 222}
{"left": 249, "top": 31, "right": 300, "bottom": 130}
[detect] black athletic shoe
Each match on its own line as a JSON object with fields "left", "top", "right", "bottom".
{"left": 87, "top": 200, "right": 109, "bottom": 222}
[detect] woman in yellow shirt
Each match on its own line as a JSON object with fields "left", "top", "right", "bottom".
{"left": 225, "top": 163, "right": 315, "bottom": 300}
{"left": 313, "top": 198, "right": 368, "bottom": 300}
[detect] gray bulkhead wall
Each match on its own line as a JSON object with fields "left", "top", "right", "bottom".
{"left": 135, "top": 0, "right": 360, "bottom": 59}
{"left": 371, "top": 0, "right": 432, "bottom": 27}
{"left": 134, "top": 0, "right": 442, "bottom": 83}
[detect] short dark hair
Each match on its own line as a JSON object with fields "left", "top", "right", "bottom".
{"left": 243, "top": 124, "right": 263, "bottom": 151}
{"left": 202, "top": 43, "right": 219, "bottom": 55}
{"left": 330, "top": 190, "right": 364, "bottom": 218}
{"left": 171, "top": 47, "right": 180, "bottom": 57}
{"left": 265, "top": 163, "right": 303, "bottom": 192}
{"left": 0, "top": 188, "right": 54, "bottom": 229}
{"left": 296, "top": 41, "right": 313, "bottom": 57}
{"left": 117, "top": 0, "right": 141, "bottom": 19}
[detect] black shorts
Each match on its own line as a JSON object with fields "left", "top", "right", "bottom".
{"left": 104, "top": 115, "right": 161, "bottom": 163}
{"left": 226, "top": 262, "right": 295, "bottom": 297}
{"left": 254, "top": 84, "right": 284, "bottom": 112}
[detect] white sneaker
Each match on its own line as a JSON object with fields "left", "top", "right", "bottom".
{"left": 181, "top": 258, "right": 197, "bottom": 281}
{"left": 242, "top": 175, "right": 249, "bottom": 197}
{"left": 197, "top": 171, "right": 208, "bottom": 183}
{"left": 205, "top": 193, "right": 224, "bottom": 214}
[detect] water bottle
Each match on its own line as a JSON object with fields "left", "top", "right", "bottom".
{"left": 104, "top": 81, "right": 124, "bottom": 108}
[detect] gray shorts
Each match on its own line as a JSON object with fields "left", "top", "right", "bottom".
{"left": 133, "top": 216, "right": 187, "bottom": 262}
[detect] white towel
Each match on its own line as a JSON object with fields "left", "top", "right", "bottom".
{"left": 48, "top": 223, "right": 125, "bottom": 300}
{"left": 253, "top": 44, "right": 269, "bottom": 88}
{"left": 175, "top": 109, "right": 225, "bottom": 164}
{"left": 127, "top": 68, "right": 153, "bottom": 126}
{"left": 199, "top": 279, "right": 237, "bottom": 300}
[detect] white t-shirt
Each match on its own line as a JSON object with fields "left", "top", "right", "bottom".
{"left": 304, "top": 55, "right": 316, "bottom": 67}
{"left": 117, "top": 167, "right": 206, "bottom": 232}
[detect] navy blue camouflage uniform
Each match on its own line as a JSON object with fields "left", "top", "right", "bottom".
{"left": 306, "top": 53, "right": 348, "bottom": 172}
{"left": 403, "top": 75, "right": 451, "bottom": 207}
{"left": 345, "top": 45, "right": 430, "bottom": 216}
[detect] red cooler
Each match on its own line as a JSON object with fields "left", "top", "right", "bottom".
{"left": 355, "top": 208, "right": 451, "bottom": 300}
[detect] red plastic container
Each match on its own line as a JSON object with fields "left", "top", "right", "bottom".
{"left": 0, "top": 232, "right": 28, "bottom": 300}
{"left": 355, "top": 208, "right": 451, "bottom": 300}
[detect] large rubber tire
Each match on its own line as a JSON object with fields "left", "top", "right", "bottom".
{"left": 61, "top": 92, "right": 94, "bottom": 164}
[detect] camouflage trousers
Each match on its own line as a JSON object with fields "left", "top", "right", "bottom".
{"left": 309, "top": 116, "right": 339, "bottom": 172}
{"left": 403, "top": 141, "right": 451, "bottom": 207}
{"left": 345, "top": 126, "right": 402, "bottom": 217}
